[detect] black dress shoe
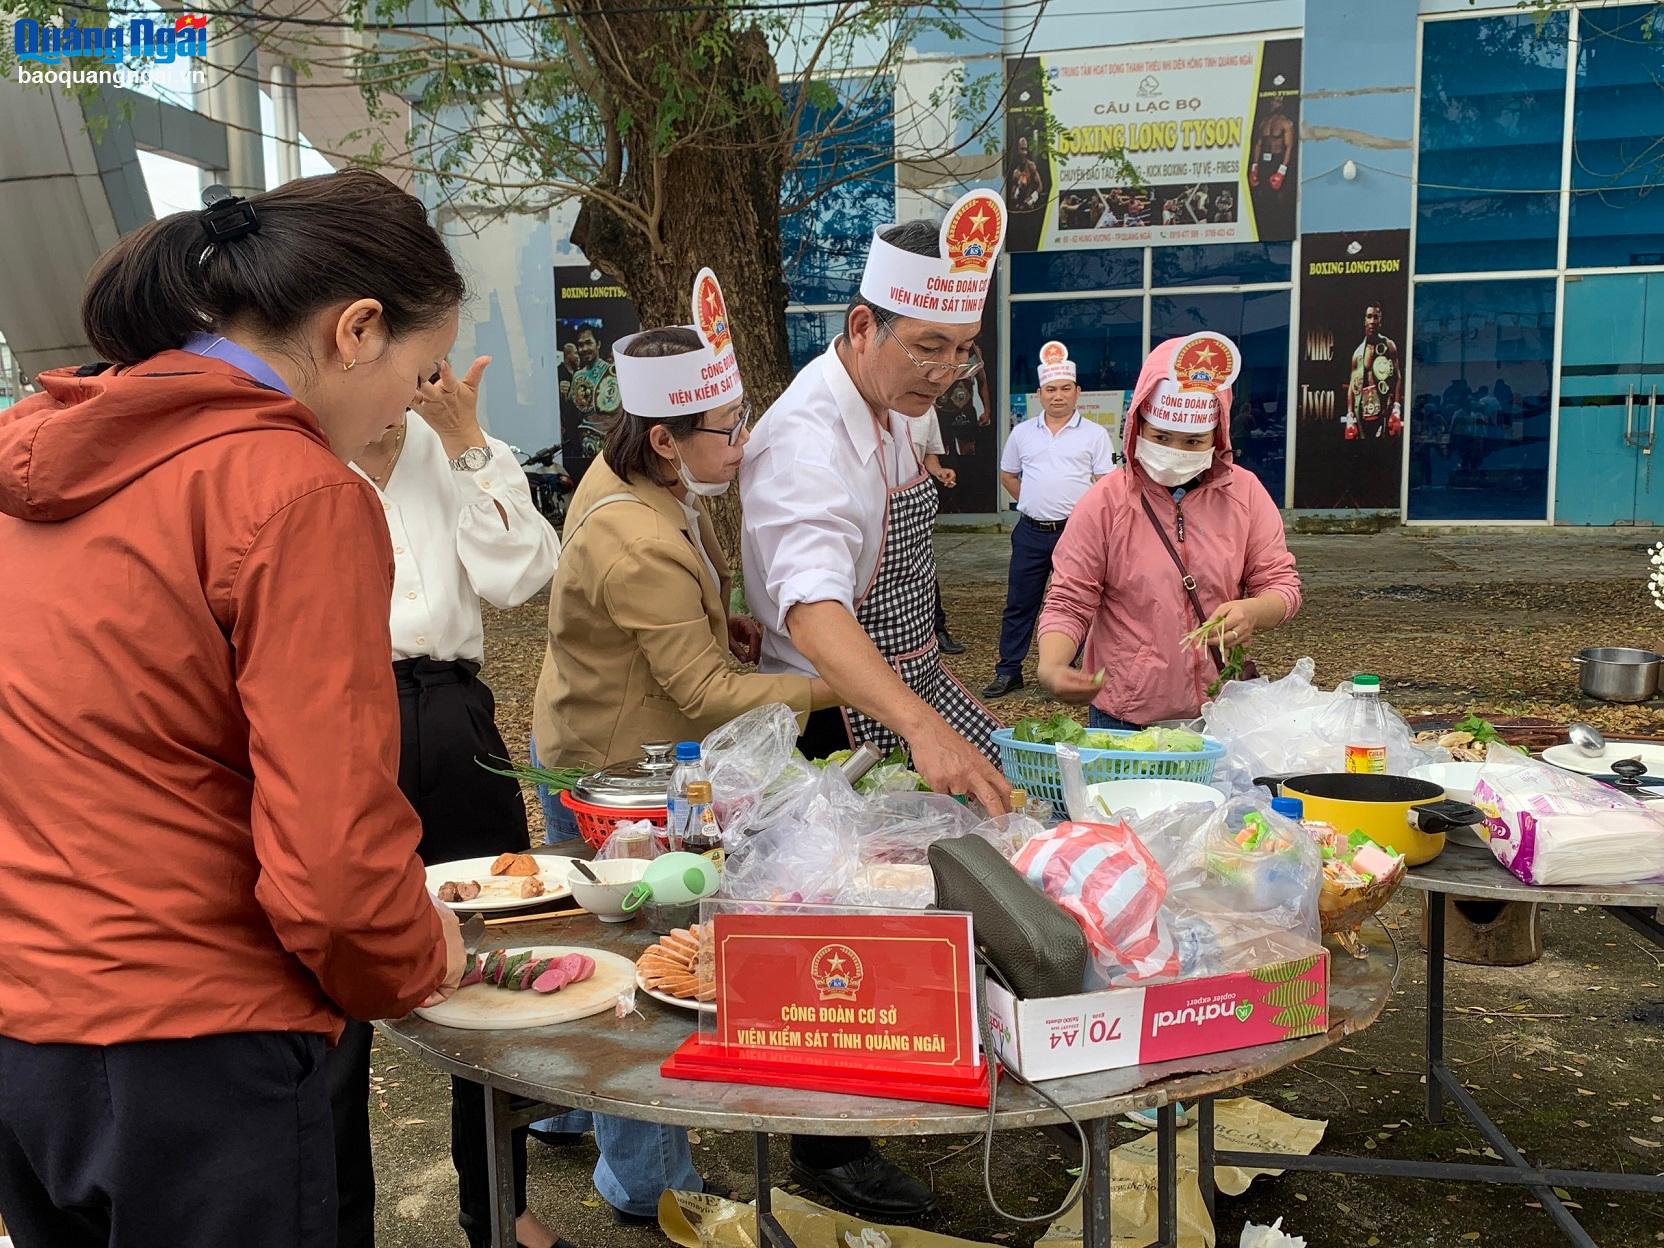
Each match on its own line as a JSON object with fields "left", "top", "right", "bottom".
{"left": 790, "top": 1149, "right": 937, "bottom": 1220}
{"left": 609, "top": 1180, "right": 705, "bottom": 1226}
{"left": 979, "top": 673, "right": 1024, "bottom": 700}
{"left": 527, "top": 1124, "right": 586, "bottom": 1149}
{"left": 935, "top": 630, "right": 966, "bottom": 655}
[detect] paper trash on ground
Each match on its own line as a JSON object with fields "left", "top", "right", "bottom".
{"left": 658, "top": 1187, "right": 1000, "bottom": 1248}
{"left": 1037, "top": 1098, "right": 1325, "bottom": 1248}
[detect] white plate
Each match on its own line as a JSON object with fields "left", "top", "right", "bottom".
{"left": 425, "top": 854, "right": 578, "bottom": 913}
{"left": 635, "top": 967, "right": 715, "bottom": 1015}
{"left": 1542, "top": 742, "right": 1664, "bottom": 776}
{"left": 1085, "top": 778, "right": 1225, "bottom": 821}
{"left": 1409, "top": 762, "right": 1486, "bottom": 803}
{"left": 416, "top": 945, "right": 637, "bottom": 1030}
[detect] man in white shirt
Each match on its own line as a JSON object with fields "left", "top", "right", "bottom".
{"left": 982, "top": 341, "right": 1115, "bottom": 700}
{"left": 904, "top": 407, "right": 965, "bottom": 655}
{"left": 740, "top": 192, "right": 1012, "bottom": 1217}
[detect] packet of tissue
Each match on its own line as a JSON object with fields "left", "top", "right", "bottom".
{"left": 1240, "top": 1218, "right": 1306, "bottom": 1248}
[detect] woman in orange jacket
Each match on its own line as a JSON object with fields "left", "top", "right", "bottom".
{"left": 0, "top": 172, "right": 466, "bottom": 1247}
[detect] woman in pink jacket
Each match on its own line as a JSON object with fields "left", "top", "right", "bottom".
{"left": 1035, "top": 333, "right": 1300, "bottom": 726}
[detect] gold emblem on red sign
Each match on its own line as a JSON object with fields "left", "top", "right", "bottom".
{"left": 1170, "top": 332, "right": 1240, "bottom": 393}
{"left": 810, "top": 944, "right": 864, "bottom": 1002}
{"left": 694, "top": 269, "right": 731, "bottom": 355}
{"left": 943, "top": 192, "right": 1003, "bottom": 275}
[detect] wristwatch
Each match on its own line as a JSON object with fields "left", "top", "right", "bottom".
{"left": 449, "top": 445, "right": 492, "bottom": 473}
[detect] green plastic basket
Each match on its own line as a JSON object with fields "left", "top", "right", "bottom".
{"left": 991, "top": 728, "right": 1226, "bottom": 808}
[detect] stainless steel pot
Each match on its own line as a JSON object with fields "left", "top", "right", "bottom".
{"left": 1573, "top": 647, "right": 1662, "bottom": 703}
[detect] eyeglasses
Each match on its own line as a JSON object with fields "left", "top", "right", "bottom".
{"left": 688, "top": 400, "right": 755, "bottom": 447}
{"left": 880, "top": 321, "right": 983, "bottom": 382}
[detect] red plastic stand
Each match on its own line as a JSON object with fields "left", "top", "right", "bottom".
{"left": 661, "top": 1035, "right": 992, "bottom": 1108}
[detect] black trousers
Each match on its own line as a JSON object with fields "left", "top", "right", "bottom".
{"left": 0, "top": 1031, "right": 334, "bottom": 1248}
{"left": 327, "top": 657, "right": 533, "bottom": 1248}
{"left": 996, "top": 517, "right": 1065, "bottom": 678}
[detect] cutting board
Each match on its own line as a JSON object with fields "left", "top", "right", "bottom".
{"left": 414, "top": 946, "right": 637, "bottom": 1030}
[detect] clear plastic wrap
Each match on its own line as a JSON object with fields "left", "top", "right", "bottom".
{"left": 717, "top": 764, "right": 865, "bottom": 904}
{"left": 1020, "top": 794, "right": 1323, "bottom": 989}
{"left": 843, "top": 793, "right": 978, "bottom": 909}
{"left": 700, "top": 702, "right": 803, "bottom": 839}
{"left": 593, "top": 818, "right": 661, "bottom": 861}
{"left": 967, "top": 810, "right": 1048, "bottom": 861}
{"left": 1203, "top": 658, "right": 1447, "bottom": 792}
{"left": 1475, "top": 745, "right": 1664, "bottom": 885}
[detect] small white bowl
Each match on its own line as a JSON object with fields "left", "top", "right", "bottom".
{"left": 566, "top": 858, "right": 650, "bottom": 922}
{"left": 1085, "top": 778, "right": 1226, "bottom": 821}
{"left": 1409, "top": 762, "right": 1485, "bottom": 804}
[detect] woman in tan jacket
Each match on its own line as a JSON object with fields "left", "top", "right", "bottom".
{"left": 532, "top": 274, "right": 832, "bottom": 811}
{"left": 526, "top": 272, "right": 831, "bottom": 1224}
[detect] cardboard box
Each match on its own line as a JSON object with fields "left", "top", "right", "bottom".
{"left": 983, "top": 948, "right": 1328, "bottom": 1082}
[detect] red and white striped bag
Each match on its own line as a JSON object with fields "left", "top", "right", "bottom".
{"left": 1013, "top": 820, "right": 1180, "bottom": 985}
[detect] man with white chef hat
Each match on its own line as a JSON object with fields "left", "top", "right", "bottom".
{"left": 739, "top": 192, "right": 1012, "bottom": 1218}
{"left": 741, "top": 190, "right": 1010, "bottom": 813}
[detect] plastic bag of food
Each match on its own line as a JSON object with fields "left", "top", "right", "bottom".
{"left": 1475, "top": 750, "right": 1664, "bottom": 886}
{"left": 1203, "top": 658, "right": 1445, "bottom": 791}
{"left": 594, "top": 818, "right": 662, "bottom": 861}
{"left": 968, "top": 810, "right": 1048, "bottom": 861}
{"left": 701, "top": 702, "right": 803, "bottom": 839}
{"left": 1129, "top": 794, "right": 1322, "bottom": 981}
{"left": 837, "top": 792, "right": 975, "bottom": 909}
{"left": 718, "top": 765, "right": 865, "bottom": 904}
{"left": 1013, "top": 820, "right": 1180, "bottom": 986}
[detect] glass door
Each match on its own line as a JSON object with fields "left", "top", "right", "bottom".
{"left": 1554, "top": 274, "right": 1649, "bottom": 524}
{"left": 1632, "top": 274, "right": 1664, "bottom": 524}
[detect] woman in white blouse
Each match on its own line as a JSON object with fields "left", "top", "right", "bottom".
{"left": 333, "top": 356, "right": 566, "bottom": 1248}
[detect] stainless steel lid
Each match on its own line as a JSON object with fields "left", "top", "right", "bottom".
{"left": 571, "top": 741, "right": 677, "bottom": 810}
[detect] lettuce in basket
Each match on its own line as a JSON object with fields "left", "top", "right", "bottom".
{"left": 1011, "top": 713, "right": 1087, "bottom": 745}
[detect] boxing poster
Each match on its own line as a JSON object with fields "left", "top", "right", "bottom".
{"left": 933, "top": 314, "right": 1000, "bottom": 515}
{"left": 1292, "top": 230, "right": 1410, "bottom": 511}
{"left": 1004, "top": 38, "right": 1300, "bottom": 252}
{"left": 553, "top": 266, "right": 639, "bottom": 484}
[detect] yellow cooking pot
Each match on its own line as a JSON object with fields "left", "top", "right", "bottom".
{"left": 1261, "top": 774, "right": 1483, "bottom": 866}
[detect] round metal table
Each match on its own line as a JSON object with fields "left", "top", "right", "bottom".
{"left": 379, "top": 913, "right": 1397, "bottom": 1248}
{"left": 1207, "top": 839, "right": 1664, "bottom": 1248}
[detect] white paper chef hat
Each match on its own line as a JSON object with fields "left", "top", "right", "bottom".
{"left": 613, "top": 267, "right": 744, "bottom": 418}
{"left": 1037, "top": 340, "right": 1076, "bottom": 386}
{"left": 858, "top": 188, "right": 1007, "bottom": 325}
{"left": 1142, "top": 331, "right": 1242, "bottom": 433}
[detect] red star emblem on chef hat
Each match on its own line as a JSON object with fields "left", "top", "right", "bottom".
{"left": 943, "top": 190, "right": 1006, "bottom": 275}
{"left": 692, "top": 268, "right": 732, "bottom": 355}
{"left": 1170, "top": 331, "right": 1241, "bottom": 393}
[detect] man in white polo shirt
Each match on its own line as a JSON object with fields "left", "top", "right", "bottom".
{"left": 981, "top": 341, "right": 1115, "bottom": 700}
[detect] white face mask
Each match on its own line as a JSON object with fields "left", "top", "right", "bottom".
{"left": 673, "top": 444, "right": 731, "bottom": 498}
{"left": 1135, "top": 436, "right": 1214, "bottom": 487}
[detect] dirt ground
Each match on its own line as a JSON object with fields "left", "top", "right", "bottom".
{"left": 368, "top": 532, "right": 1664, "bottom": 1248}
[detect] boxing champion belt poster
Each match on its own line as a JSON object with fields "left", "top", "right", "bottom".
{"left": 554, "top": 265, "right": 640, "bottom": 484}
{"left": 1292, "top": 230, "right": 1410, "bottom": 511}
{"left": 1003, "top": 38, "right": 1300, "bottom": 252}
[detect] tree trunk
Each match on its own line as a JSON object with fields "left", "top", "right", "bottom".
{"left": 571, "top": 24, "right": 792, "bottom": 583}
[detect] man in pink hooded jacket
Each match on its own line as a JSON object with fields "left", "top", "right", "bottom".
{"left": 1034, "top": 333, "right": 1301, "bottom": 726}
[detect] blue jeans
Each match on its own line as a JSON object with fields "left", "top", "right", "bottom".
{"left": 530, "top": 736, "right": 581, "bottom": 845}
{"left": 526, "top": 739, "right": 698, "bottom": 1212}
{"left": 534, "top": 1108, "right": 701, "bottom": 1216}
{"left": 1088, "top": 707, "right": 1142, "bottom": 732}
{"left": 996, "top": 518, "right": 1065, "bottom": 678}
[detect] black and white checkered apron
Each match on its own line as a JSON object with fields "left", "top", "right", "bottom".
{"left": 841, "top": 451, "right": 1003, "bottom": 762}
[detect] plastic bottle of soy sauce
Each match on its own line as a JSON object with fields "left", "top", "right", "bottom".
{"left": 1344, "top": 674, "right": 1389, "bottom": 774}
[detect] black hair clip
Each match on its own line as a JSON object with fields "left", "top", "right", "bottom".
{"left": 200, "top": 184, "right": 259, "bottom": 243}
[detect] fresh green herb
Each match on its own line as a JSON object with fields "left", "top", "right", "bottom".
{"left": 476, "top": 756, "right": 590, "bottom": 793}
{"left": 1206, "top": 644, "right": 1250, "bottom": 698}
{"left": 810, "top": 747, "right": 929, "bottom": 794}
